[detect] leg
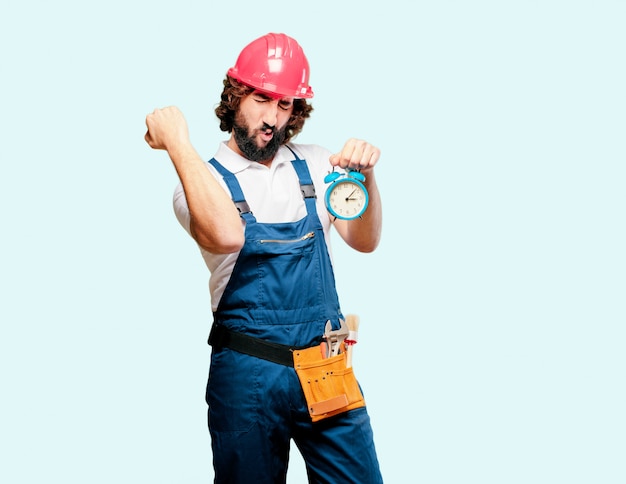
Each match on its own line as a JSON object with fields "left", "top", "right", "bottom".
{"left": 207, "top": 349, "right": 292, "bottom": 483}
{"left": 293, "top": 406, "right": 384, "bottom": 484}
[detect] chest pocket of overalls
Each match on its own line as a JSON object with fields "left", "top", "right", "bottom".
{"left": 253, "top": 229, "right": 323, "bottom": 311}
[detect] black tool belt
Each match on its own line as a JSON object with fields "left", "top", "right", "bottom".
{"left": 208, "top": 323, "right": 310, "bottom": 367}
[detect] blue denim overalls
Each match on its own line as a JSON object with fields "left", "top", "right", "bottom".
{"left": 206, "top": 148, "right": 383, "bottom": 483}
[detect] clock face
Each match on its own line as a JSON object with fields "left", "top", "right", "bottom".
{"left": 326, "top": 179, "right": 368, "bottom": 220}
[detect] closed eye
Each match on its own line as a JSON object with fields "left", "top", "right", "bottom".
{"left": 252, "top": 92, "right": 292, "bottom": 111}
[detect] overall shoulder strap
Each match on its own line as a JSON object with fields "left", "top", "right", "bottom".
{"left": 207, "top": 158, "right": 256, "bottom": 223}
{"left": 285, "top": 146, "right": 317, "bottom": 209}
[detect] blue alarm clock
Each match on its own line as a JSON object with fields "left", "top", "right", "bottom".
{"left": 324, "top": 169, "right": 369, "bottom": 220}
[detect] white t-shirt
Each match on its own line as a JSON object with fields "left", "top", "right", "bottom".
{"left": 173, "top": 141, "right": 336, "bottom": 311}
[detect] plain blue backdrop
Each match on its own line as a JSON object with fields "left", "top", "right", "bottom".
{"left": 1, "top": 1, "right": 624, "bottom": 482}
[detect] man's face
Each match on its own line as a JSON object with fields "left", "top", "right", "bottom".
{"left": 231, "top": 91, "right": 294, "bottom": 163}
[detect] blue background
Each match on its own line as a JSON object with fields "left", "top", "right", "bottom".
{"left": 1, "top": 1, "right": 624, "bottom": 482}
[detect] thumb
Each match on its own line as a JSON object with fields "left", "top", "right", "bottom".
{"left": 329, "top": 153, "right": 341, "bottom": 167}
{"left": 144, "top": 130, "right": 154, "bottom": 148}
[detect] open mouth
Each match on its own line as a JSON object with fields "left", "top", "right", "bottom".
{"left": 259, "top": 129, "right": 274, "bottom": 143}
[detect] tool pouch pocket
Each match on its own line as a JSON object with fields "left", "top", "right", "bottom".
{"left": 293, "top": 344, "right": 365, "bottom": 422}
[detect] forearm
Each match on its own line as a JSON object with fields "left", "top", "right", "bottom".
{"left": 169, "top": 144, "right": 243, "bottom": 253}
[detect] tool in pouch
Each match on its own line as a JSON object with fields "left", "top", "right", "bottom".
{"left": 293, "top": 316, "right": 365, "bottom": 422}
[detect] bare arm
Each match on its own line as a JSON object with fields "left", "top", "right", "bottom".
{"left": 329, "top": 139, "right": 382, "bottom": 253}
{"left": 145, "top": 106, "right": 244, "bottom": 254}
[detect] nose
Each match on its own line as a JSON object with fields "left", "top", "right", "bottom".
{"left": 261, "top": 101, "right": 279, "bottom": 128}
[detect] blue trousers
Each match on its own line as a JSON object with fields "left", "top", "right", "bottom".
{"left": 207, "top": 347, "right": 383, "bottom": 483}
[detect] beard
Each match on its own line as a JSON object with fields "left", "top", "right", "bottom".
{"left": 232, "top": 115, "right": 287, "bottom": 162}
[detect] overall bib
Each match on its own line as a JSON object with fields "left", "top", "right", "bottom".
{"left": 206, "top": 150, "right": 383, "bottom": 484}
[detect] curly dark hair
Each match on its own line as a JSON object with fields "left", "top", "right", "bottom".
{"left": 215, "top": 76, "right": 313, "bottom": 144}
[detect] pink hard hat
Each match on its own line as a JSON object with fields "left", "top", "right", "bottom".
{"left": 227, "top": 33, "right": 314, "bottom": 99}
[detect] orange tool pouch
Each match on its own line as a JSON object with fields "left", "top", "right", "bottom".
{"left": 292, "top": 343, "right": 365, "bottom": 422}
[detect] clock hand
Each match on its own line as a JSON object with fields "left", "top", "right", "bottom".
{"left": 345, "top": 189, "right": 357, "bottom": 201}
